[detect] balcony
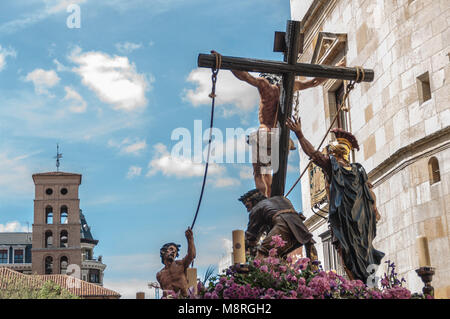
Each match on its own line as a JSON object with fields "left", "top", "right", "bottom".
{"left": 81, "top": 256, "right": 106, "bottom": 271}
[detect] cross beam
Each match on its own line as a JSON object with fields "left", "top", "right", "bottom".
{"left": 197, "top": 20, "right": 374, "bottom": 197}
{"left": 197, "top": 55, "right": 374, "bottom": 82}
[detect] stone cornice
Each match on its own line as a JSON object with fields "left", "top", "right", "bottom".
{"left": 31, "top": 247, "right": 81, "bottom": 252}
{"left": 299, "top": 0, "right": 338, "bottom": 56}
{"left": 369, "top": 126, "right": 450, "bottom": 187}
{"left": 304, "top": 211, "right": 327, "bottom": 232}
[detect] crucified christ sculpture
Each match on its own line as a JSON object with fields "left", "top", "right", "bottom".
{"left": 231, "top": 70, "right": 327, "bottom": 198}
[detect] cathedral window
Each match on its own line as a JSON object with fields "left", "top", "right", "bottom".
{"left": 60, "top": 230, "right": 68, "bottom": 248}
{"left": 45, "top": 231, "right": 53, "bottom": 248}
{"left": 45, "top": 206, "right": 53, "bottom": 224}
{"left": 428, "top": 157, "right": 441, "bottom": 184}
{"left": 45, "top": 256, "right": 53, "bottom": 274}
{"left": 60, "top": 206, "right": 68, "bottom": 224}
{"left": 60, "top": 256, "right": 68, "bottom": 274}
{"left": 417, "top": 72, "right": 431, "bottom": 104}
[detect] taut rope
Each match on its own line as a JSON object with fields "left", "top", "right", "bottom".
{"left": 190, "top": 51, "right": 222, "bottom": 230}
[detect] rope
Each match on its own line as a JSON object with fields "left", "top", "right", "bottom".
{"left": 354, "top": 66, "right": 365, "bottom": 83}
{"left": 285, "top": 80, "right": 356, "bottom": 197}
{"left": 190, "top": 51, "right": 221, "bottom": 230}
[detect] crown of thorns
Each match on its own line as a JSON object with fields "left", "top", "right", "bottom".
{"left": 331, "top": 128, "right": 360, "bottom": 151}
{"left": 259, "top": 73, "right": 282, "bottom": 85}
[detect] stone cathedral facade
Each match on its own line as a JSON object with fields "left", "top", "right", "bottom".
{"left": 290, "top": 0, "right": 449, "bottom": 298}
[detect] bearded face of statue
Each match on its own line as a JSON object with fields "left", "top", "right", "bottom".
{"left": 164, "top": 245, "right": 178, "bottom": 263}
{"left": 244, "top": 199, "right": 253, "bottom": 212}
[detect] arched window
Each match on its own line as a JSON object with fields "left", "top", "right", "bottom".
{"left": 45, "top": 256, "right": 53, "bottom": 274}
{"left": 45, "top": 206, "right": 53, "bottom": 224}
{"left": 428, "top": 157, "right": 441, "bottom": 184}
{"left": 60, "top": 256, "right": 68, "bottom": 274}
{"left": 60, "top": 230, "right": 68, "bottom": 248}
{"left": 60, "top": 206, "right": 68, "bottom": 224}
{"left": 45, "top": 231, "right": 53, "bottom": 248}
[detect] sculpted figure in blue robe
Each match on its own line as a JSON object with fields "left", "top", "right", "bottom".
{"left": 287, "top": 117, "right": 384, "bottom": 282}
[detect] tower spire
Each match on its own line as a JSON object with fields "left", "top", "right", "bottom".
{"left": 55, "top": 144, "right": 63, "bottom": 172}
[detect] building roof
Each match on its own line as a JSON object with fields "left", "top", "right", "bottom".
{"left": 32, "top": 172, "right": 82, "bottom": 177}
{"left": 80, "top": 211, "right": 99, "bottom": 245}
{"left": 0, "top": 267, "right": 120, "bottom": 298}
{"left": 0, "top": 267, "right": 42, "bottom": 289}
{"left": 0, "top": 233, "right": 32, "bottom": 245}
{"left": 32, "top": 172, "right": 82, "bottom": 184}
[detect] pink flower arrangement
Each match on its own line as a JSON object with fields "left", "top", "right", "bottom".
{"left": 182, "top": 238, "right": 428, "bottom": 300}
{"left": 270, "top": 235, "right": 287, "bottom": 248}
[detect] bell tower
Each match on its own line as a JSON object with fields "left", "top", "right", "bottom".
{"left": 31, "top": 172, "right": 82, "bottom": 275}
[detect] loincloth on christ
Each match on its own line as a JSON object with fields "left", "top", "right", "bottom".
{"left": 248, "top": 128, "right": 278, "bottom": 175}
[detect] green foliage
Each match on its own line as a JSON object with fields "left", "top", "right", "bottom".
{"left": 36, "top": 281, "right": 80, "bottom": 299}
{"left": 0, "top": 276, "right": 79, "bottom": 299}
{"left": 202, "top": 265, "right": 216, "bottom": 286}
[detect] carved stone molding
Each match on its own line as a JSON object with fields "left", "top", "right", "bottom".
{"left": 311, "top": 32, "right": 347, "bottom": 65}
{"left": 369, "top": 126, "right": 450, "bottom": 187}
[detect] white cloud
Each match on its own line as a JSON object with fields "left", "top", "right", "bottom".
{"left": 123, "top": 140, "right": 147, "bottom": 154}
{"left": 0, "top": 45, "right": 16, "bottom": 71}
{"left": 108, "top": 138, "right": 130, "bottom": 148}
{"left": 0, "top": 151, "right": 35, "bottom": 197}
{"left": 0, "top": 221, "right": 29, "bottom": 232}
{"left": 115, "top": 42, "right": 142, "bottom": 54}
{"left": 212, "top": 177, "right": 241, "bottom": 188}
{"left": 147, "top": 143, "right": 225, "bottom": 178}
{"left": 45, "top": 0, "right": 87, "bottom": 14}
{"left": 63, "top": 86, "right": 87, "bottom": 113}
{"left": 108, "top": 138, "right": 147, "bottom": 155}
{"left": 127, "top": 166, "right": 142, "bottom": 179}
{"left": 210, "top": 131, "right": 252, "bottom": 164}
{"left": 106, "top": 253, "right": 161, "bottom": 273}
{"left": 239, "top": 166, "right": 253, "bottom": 180}
{"left": 222, "top": 238, "right": 233, "bottom": 254}
{"left": 103, "top": 252, "right": 162, "bottom": 299}
{"left": 70, "top": 47, "right": 150, "bottom": 111}
{"left": 183, "top": 68, "right": 260, "bottom": 115}
{"left": 53, "top": 58, "right": 70, "bottom": 72}
{"left": 101, "top": 0, "right": 199, "bottom": 14}
{"left": 194, "top": 236, "right": 234, "bottom": 269}
{"left": 0, "top": 0, "right": 87, "bottom": 34}
{"left": 25, "top": 68, "right": 60, "bottom": 95}
{"left": 103, "top": 279, "right": 156, "bottom": 299}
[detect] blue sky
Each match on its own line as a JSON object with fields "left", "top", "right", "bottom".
{"left": 0, "top": 0, "right": 305, "bottom": 298}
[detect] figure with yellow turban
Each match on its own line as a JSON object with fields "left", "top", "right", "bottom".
{"left": 286, "top": 117, "right": 384, "bottom": 282}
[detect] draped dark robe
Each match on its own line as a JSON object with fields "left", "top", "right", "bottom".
{"left": 311, "top": 153, "right": 385, "bottom": 282}
{"left": 245, "top": 196, "right": 314, "bottom": 255}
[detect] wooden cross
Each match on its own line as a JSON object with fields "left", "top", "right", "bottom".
{"left": 197, "top": 20, "right": 374, "bottom": 197}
